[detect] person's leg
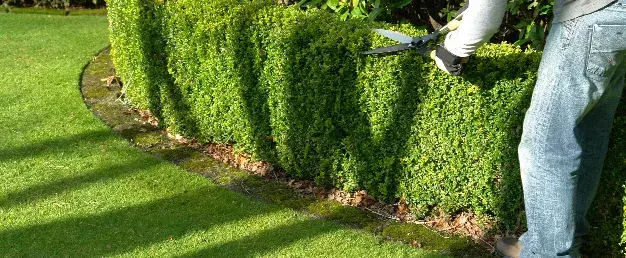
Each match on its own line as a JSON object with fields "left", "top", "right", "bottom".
{"left": 517, "top": 18, "right": 588, "bottom": 257}
{"left": 517, "top": 2, "right": 626, "bottom": 257}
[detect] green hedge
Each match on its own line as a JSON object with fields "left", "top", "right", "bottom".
{"left": 107, "top": 0, "right": 626, "bottom": 255}
{"left": 107, "top": 0, "right": 167, "bottom": 117}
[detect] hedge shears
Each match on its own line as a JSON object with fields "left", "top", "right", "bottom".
{"left": 364, "top": 5, "right": 468, "bottom": 60}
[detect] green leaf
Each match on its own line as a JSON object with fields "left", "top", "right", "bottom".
{"left": 340, "top": 10, "right": 350, "bottom": 20}
{"left": 367, "top": 7, "right": 382, "bottom": 21}
{"left": 299, "top": 0, "right": 322, "bottom": 8}
{"left": 373, "top": 0, "right": 380, "bottom": 9}
{"left": 295, "top": 0, "right": 308, "bottom": 8}
{"left": 327, "top": 0, "right": 339, "bottom": 10}
{"left": 392, "top": 0, "right": 412, "bottom": 8}
{"left": 513, "top": 38, "right": 530, "bottom": 46}
{"left": 351, "top": 7, "right": 364, "bottom": 17}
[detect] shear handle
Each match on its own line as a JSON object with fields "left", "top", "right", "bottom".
{"left": 428, "top": 4, "right": 468, "bottom": 60}
{"left": 437, "top": 4, "right": 468, "bottom": 35}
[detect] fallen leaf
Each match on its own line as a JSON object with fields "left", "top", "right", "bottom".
{"left": 106, "top": 76, "right": 117, "bottom": 87}
{"left": 354, "top": 193, "right": 364, "bottom": 206}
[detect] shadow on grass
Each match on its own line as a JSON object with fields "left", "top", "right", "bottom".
{"left": 177, "top": 219, "right": 339, "bottom": 258}
{"left": 0, "top": 187, "right": 289, "bottom": 257}
{"left": 0, "top": 129, "right": 113, "bottom": 163}
{"left": 0, "top": 129, "right": 339, "bottom": 257}
{"left": 0, "top": 158, "right": 159, "bottom": 209}
{"left": 180, "top": 204, "right": 449, "bottom": 258}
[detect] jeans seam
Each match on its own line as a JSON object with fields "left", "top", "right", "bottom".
{"left": 584, "top": 25, "right": 595, "bottom": 78}
{"left": 561, "top": 18, "right": 580, "bottom": 50}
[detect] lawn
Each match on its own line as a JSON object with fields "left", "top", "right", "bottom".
{"left": 0, "top": 6, "right": 107, "bottom": 16}
{"left": 0, "top": 13, "right": 447, "bottom": 257}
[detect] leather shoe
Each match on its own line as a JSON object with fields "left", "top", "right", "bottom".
{"left": 496, "top": 236, "right": 522, "bottom": 258}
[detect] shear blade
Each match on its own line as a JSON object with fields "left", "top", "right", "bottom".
{"left": 415, "top": 32, "right": 438, "bottom": 45}
{"left": 364, "top": 44, "right": 413, "bottom": 55}
{"left": 373, "top": 29, "right": 414, "bottom": 44}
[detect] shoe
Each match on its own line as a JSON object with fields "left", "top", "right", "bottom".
{"left": 496, "top": 236, "right": 522, "bottom": 258}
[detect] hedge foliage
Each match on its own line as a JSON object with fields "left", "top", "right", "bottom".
{"left": 107, "top": 0, "right": 168, "bottom": 117}
{"left": 107, "top": 0, "right": 626, "bottom": 254}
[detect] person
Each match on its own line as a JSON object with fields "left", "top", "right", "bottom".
{"left": 433, "top": 0, "right": 626, "bottom": 257}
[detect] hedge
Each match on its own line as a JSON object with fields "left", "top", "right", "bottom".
{"left": 107, "top": 0, "right": 626, "bottom": 255}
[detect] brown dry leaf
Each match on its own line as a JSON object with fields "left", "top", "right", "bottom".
{"left": 330, "top": 189, "right": 352, "bottom": 205}
{"left": 106, "top": 76, "right": 117, "bottom": 87}
{"left": 434, "top": 217, "right": 445, "bottom": 228}
{"left": 457, "top": 214, "right": 468, "bottom": 226}
{"left": 397, "top": 203, "right": 408, "bottom": 213}
{"left": 353, "top": 190, "right": 376, "bottom": 207}
{"left": 363, "top": 192, "right": 376, "bottom": 206}
{"left": 304, "top": 185, "right": 314, "bottom": 194}
{"left": 166, "top": 129, "right": 175, "bottom": 139}
{"left": 354, "top": 193, "right": 364, "bottom": 206}
{"left": 235, "top": 155, "right": 245, "bottom": 167}
{"left": 410, "top": 240, "right": 422, "bottom": 248}
{"left": 139, "top": 110, "right": 151, "bottom": 122}
{"left": 329, "top": 189, "right": 339, "bottom": 200}
{"left": 313, "top": 187, "right": 327, "bottom": 199}
{"left": 148, "top": 117, "right": 159, "bottom": 127}
{"left": 187, "top": 139, "right": 201, "bottom": 149}
{"left": 174, "top": 134, "right": 189, "bottom": 144}
{"left": 396, "top": 199, "right": 410, "bottom": 220}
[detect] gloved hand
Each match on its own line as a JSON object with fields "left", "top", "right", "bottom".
{"left": 434, "top": 45, "right": 468, "bottom": 76}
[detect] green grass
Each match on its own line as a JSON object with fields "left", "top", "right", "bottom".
{"left": 0, "top": 6, "right": 107, "bottom": 16}
{"left": 0, "top": 13, "right": 449, "bottom": 257}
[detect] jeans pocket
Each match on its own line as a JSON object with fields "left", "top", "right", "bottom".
{"left": 585, "top": 25, "right": 626, "bottom": 81}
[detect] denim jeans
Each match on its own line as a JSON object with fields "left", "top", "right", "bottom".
{"left": 518, "top": 1, "right": 626, "bottom": 257}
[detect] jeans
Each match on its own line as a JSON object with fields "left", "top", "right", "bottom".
{"left": 518, "top": 1, "right": 626, "bottom": 257}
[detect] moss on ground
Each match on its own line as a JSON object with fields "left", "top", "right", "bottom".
{"left": 132, "top": 132, "right": 165, "bottom": 148}
{"left": 82, "top": 84, "right": 111, "bottom": 99}
{"left": 381, "top": 223, "right": 491, "bottom": 256}
{"left": 307, "top": 201, "right": 377, "bottom": 227}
